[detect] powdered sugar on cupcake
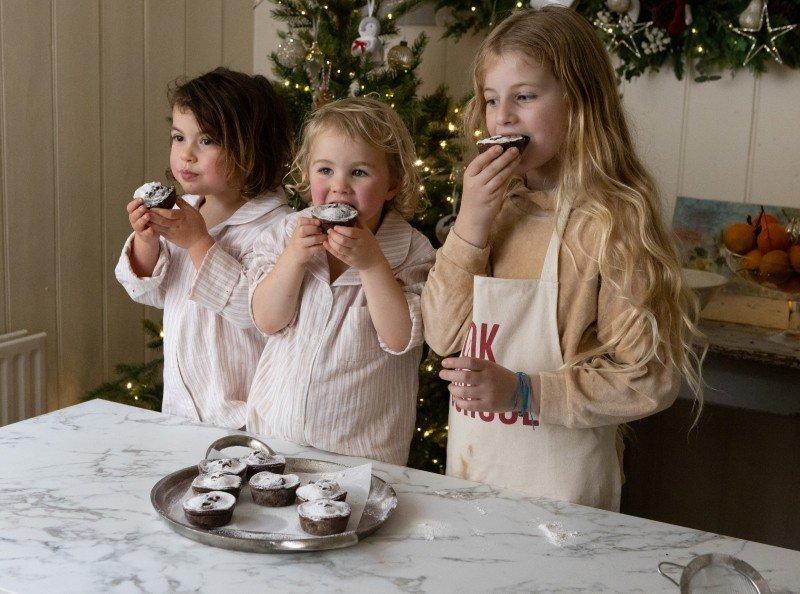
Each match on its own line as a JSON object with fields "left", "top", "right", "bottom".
{"left": 192, "top": 472, "right": 241, "bottom": 490}
{"left": 297, "top": 499, "right": 351, "bottom": 520}
{"left": 249, "top": 471, "right": 299, "bottom": 490}
{"left": 198, "top": 458, "right": 246, "bottom": 476}
{"left": 244, "top": 451, "right": 285, "bottom": 466}
{"left": 297, "top": 478, "right": 344, "bottom": 501}
{"left": 311, "top": 203, "right": 358, "bottom": 222}
{"left": 183, "top": 491, "right": 236, "bottom": 513}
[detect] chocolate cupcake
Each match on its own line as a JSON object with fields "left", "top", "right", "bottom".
{"left": 476, "top": 134, "right": 530, "bottom": 154}
{"left": 197, "top": 457, "right": 247, "bottom": 478}
{"left": 191, "top": 472, "right": 243, "bottom": 498}
{"left": 298, "top": 499, "right": 351, "bottom": 536}
{"left": 183, "top": 490, "right": 236, "bottom": 528}
{"left": 296, "top": 478, "right": 347, "bottom": 503}
{"left": 133, "top": 181, "right": 177, "bottom": 209}
{"left": 310, "top": 203, "right": 359, "bottom": 232}
{"left": 243, "top": 450, "right": 286, "bottom": 478}
{"left": 249, "top": 471, "right": 300, "bottom": 507}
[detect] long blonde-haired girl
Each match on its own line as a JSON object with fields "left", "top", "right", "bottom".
{"left": 421, "top": 7, "right": 705, "bottom": 511}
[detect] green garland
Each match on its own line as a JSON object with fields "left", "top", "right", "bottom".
{"left": 434, "top": 0, "right": 800, "bottom": 80}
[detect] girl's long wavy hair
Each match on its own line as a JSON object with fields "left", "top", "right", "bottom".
{"left": 288, "top": 97, "right": 421, "bottom": 220}
{"left": 463, "top": 7, "right": 706, "bottom": 422}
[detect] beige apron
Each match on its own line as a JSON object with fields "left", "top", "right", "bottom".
{"left": 446, "top": 198, "right": 621, "bottom": 511}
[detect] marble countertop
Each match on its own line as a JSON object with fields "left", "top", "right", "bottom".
{"left": 1, "top": 400, "right": 798, "bottom": 593}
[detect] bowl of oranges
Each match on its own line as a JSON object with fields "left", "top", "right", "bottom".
{"left": 722, "top": 208, "right": 800, "bottom": 298}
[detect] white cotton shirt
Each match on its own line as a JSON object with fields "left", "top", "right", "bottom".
{"left": 115, "top": 193, "right": 293, "bottom": 428}
{"left": 246, "top": 208, "right": 436, "bottom": 465}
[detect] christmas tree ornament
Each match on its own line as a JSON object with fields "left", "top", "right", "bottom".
{"left": 606, "top": 0, "right": 640, "bottom": 22}
{"left": 530, "top": 0, "right": 575, "bottom": 9}
{"left": 378, "top": 0, "right": 403, "bottom": 18}
{"left": 312, "top": 86, "right": 333, "bottom": 108}
{"left": 605, "top": 0, "right": 630, "bottom": 13}
{"left": 352, "top": 0, "right": 383, "bottom": 66}
{"left": 738, "top": 0, "right": 764, "bottom": 30}
{"left": 387, "top": 40, "right": 414, "bottom": 71}
{"left": 594, "top": 10, "right": 651, "bottom": 58}
{"left": 435, "top": 7, "right": 455, "bottom": 28}
{"left": 732, "top": 0, "right": 797, "bottom": 66}
{"left": 642, "top": 26, "right": 669, "bottom": 55}
{"left": 313, "top": 64, "right": 333, "bottom": 109}
{"left": 275, "top": 31, "right": 306, "bottom": 68}
{"left": 626, "top": 0, "right": 640, "bottom": 22}
{"left": 348, "top": 79, "right": 361, "bottom": 97}
{"left": 666, "top": 0, "right": 688, "bottom": 36}
{"left": 304, "top": 41, "right": 324, "bottom": 80}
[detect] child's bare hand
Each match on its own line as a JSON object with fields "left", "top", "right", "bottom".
{"left": 439, "top": 356, "right": 518, "bottom": 412}
{"left": 324, "top": 220, "right": 385, "bottom": 271}
{"left": 455, "top": 145, "right": 520, "bottom": 247}
{"left": 284, "top": 217, "right": 325, "bottom": 267}
{"left": 126, "top": 198, "right": 159, "bottom": 245}
{"left": 146, "top": 197, "right": 211, "bottom": 251}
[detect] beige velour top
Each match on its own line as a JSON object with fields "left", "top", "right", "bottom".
{"left": 420, "top": 186, "right": 681, "bottom": 429}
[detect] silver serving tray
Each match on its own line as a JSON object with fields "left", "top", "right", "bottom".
{"left": 150, "top": 435, "right": 398, "bottom": 553}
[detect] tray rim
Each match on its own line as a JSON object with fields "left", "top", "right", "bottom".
{"left": 150, "top": 456, "right": 397, "bottom": 553}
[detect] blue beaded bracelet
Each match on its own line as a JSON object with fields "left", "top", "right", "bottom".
{"left": 515, "top": 372, "right": 532, "bottom": 414}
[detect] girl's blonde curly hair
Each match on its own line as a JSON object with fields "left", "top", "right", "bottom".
{"left": 289, "top": 97, "right": 421, "bottom": 220}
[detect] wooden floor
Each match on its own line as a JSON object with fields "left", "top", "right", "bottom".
{"left": 621, "top": 398, "right": 800, "bottom": 551}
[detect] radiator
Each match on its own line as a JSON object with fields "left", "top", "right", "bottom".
{"left": 0, "top": 330, "right": 47, "bottom": 426}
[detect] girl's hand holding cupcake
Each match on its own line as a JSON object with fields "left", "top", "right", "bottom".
{"left": 147, "top": 197, "right": 215, "bottom": 265}
{"left": 324, "top": 219, "right": 385, "bottom": 272}
{"left": 126, "top": 198, "right": 159, "bottom": 245}
{"left": 284, "top": 217, "right": 325, "bottom": 267}
{"left": 455, "top": 144, "right": 520, "bottom": 248}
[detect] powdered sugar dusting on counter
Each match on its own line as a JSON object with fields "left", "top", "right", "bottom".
{"left": 538, "top": 522, "right": 578, "bottom": 548}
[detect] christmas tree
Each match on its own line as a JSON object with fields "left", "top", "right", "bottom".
{"left": 83, "top": 319, "right": 164, "bottom": 411}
